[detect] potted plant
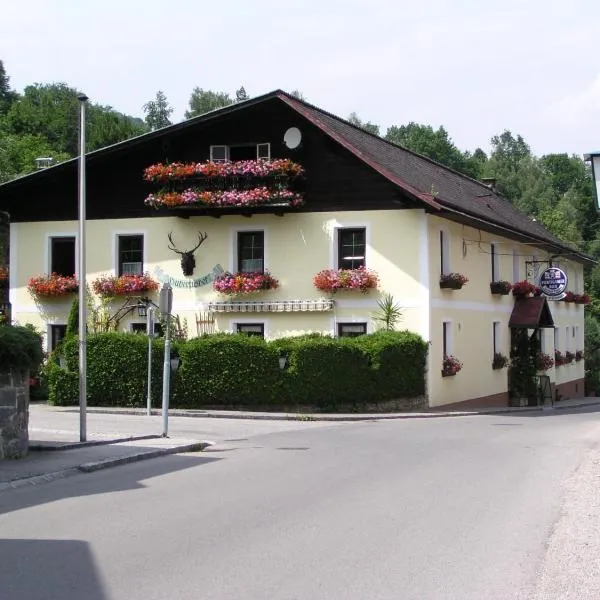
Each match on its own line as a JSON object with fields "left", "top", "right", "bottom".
{"left": 313, "top": 267, "right": 378, "bottom": 294}
{"left": 442, "top": 354, "right": 463, "bottom": 377}
{"left": 27, "top": 273, "right": 79, "bottom": 299}
{"left": 576, "top": 350, "right": 584, "bottom": 361}
{"left": 372, "top": 293, "right": 403, "bottom": 331}
{"left": 512, "top": 280, "right": 541, "bottom": 298}
{"left": 563, "top": 291, "right": 576, "bottom": 303}
{"left": 492, "top": 352, "right": 509, "bottom": 369}
{"left": 92, "top": 273, "right": 159, "bottom": 297}
{"left": 574, "top": 293, "right": 591, "bottom": 305}
{"left": 554, "top": 350, "right": 565, "bottom": 367}
{"left": 439, "top": 273, "right": 469, "bottom": 290}
{"left": 537, "top": 352, "right": 555, "bottom": 371}
{"left": 213, "top": 271, "right": 279, "bottom": 295}
{"left": 565, "top": 351, "right": 575, "bottom": 364}
{"left": 490, "top": 281, "right": 512, "bottom": 295}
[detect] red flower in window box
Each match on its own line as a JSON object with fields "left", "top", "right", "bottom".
{"left": 313, "top": 267, "right": 379, "bottom": 293}
{"left": 492, "top": 352, "right": 509, "bottom": 369}
{"left": 565, "top": 351, "right": 575, "bottom": 363}
{"left": 537, "top": 352, "right": 555, "bottom": 371}
{"left": 439, "top": 273, "right": 468, "bottom": 290}
{"left": 576, "top": 350, "right": 584, "bottom": 361}
{"left": 512, "top": 280, "right": 541, "bottom": 298}
{"left": 574, "top": 293, "right": 591, "bottom": 305}
{"left": 28, "top": 273, "right": 79, "bottom": 298}
{"left": 563, "top": 291, "right": 576, "bottom": 303}
{"left": 442, "top": 354, "right": 463, "bottom": 377}
{"left": 554, "top": 350, "right": 566, "bottom": 367}
{"left": 92, "top": 274, "right": 159, "bottom": 297}
{"left": 213, "top": 271, "right": 279, "bottom": 295}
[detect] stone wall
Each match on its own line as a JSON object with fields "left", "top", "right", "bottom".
{"left": 0, "top": 370, "right": 29, "bottom": 459}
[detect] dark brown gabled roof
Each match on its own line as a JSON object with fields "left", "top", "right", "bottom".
{"left": 509, "top": 297, "right": 555, "bottom": 329}
{"left": 276, "top": 91, "right": 594, "bottom": 265}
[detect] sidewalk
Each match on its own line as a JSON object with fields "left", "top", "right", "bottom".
{"left": 55, "top": 396, "right": 600, "bottom": 421}
{"left": 0, "top": 433, "right": 212, "bottom": 492}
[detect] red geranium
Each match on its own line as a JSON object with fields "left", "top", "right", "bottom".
{"left": 92, "top": 274, "right": 159, "bottom": 297}
{"left": 213, "top": 271, "right": 279, "bottom": 295}
{"left": 313, "top": 267, "right": 379, "bottom": 293}
{"left": 28, "top": 273, "right": 79, "bottom": 298}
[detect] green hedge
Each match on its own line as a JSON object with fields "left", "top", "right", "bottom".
{"left": 46, "top": 330, "right": 428, "bottom": 410}
{"left": 0, "top": 325, "right": 44, "bottom": 373}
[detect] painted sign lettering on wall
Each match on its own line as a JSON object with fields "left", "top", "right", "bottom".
{"left": 153, "top": 265, "right": 224, "bottom": 288}
{"left": 538, "top": 267, "right": 568, "bottom": 300}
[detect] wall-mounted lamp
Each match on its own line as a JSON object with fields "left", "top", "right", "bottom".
{"left": 278, "top": 352, "right": 289, "bottom": 370}
{"left": 137, "top": 304, "right": 148, "bottom": 317}
{"left": 170, "top": 349, "right": 181, "bottom": 374}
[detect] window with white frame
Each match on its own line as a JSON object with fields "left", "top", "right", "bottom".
{"left": 493, "top": 321, "right": 501, "bottom": 355}
{"left": 237, "top": 231, "right": 264, "bottom": 273}
{"left": 440, "top": 230, "right": 450, "bottom": 275}
{"left": 554, "top": 327, "right": 560, "bottom": 352}
{"left": 131, "top": 322, "right": 162, "bottom": 336}
{"left": 491, "top": 243, "right": 499, "bottom": 282}
{"left": 572, "top": 267, "right": 579, "bottom": 293}
{"left": 565, "top": 326, "right": 571, "bottom": 352}
{"left": 513, "top": 249, "right": 520, "bottom": 282}
{"left": 210, "top": 143, "right": 270, "bottom": 163}
{"left": 117, "top": 235, "right": 144, "bottom": 276}
{"left": 337, "top": 322, "right": 367, "bottom": 338}
{"left": 236, "top": 323, "right": 264, "bottom": 338}
{"left": 443, "top": 321, "right": 452, "bottom": 357}
{"left": 49, "top": 324, "right": 67, "bottom": 351}
{"left": 50, "top": 237, "right": 76, "bottom": 276}
{"left": 338, "top": 228, "right": 366, "bottom": 270}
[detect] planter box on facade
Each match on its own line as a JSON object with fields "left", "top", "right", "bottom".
{"left": 490, "top": 281, "right": 512, "bottom": 295}
{"left": 0, "top": 370, "right": 29, "bottom": 460}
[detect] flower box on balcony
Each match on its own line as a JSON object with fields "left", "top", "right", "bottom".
{"left": 492, "top": 352, "right": 509, "bottom": 369}
{"left": 563, "top": 291, "right": 576, "bottom": 303}
{"left": 442, "top": 354, "right": 463, "bottom": 377}
{"left": 553, "top": 350, "right": 566, "bottom": 367}
{"left": 565, "top": 351, "right": 575, "bottom": 364}
{"left": 213, "top": 271, "right": 279, "bottom": 296}
{"left": 512, "top": 280, "right": 541, "bottom": 298}
{"left": 313, "top": 267, "right": 378, "bottom": 294}
{"left": 439, "top": 273, "right": 468, "bottom": 290}
{"left": 576, "top": 350, "right": 584, "bottom": 361}
{"left": 92, "top": 274, "right": 159, "bottom": 297}
{"left": 28, "top": 273, "right": 79, "bottom": 298}
{"left": 490, "top": 281, "right": 512, "bottom": 295}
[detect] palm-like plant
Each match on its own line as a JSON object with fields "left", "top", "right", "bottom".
{"left": 372, "top": 293, "right": 403, "bottom": 331}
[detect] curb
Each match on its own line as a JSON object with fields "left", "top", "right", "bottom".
{"left": 29, "top": 434, "right": 161, "bottom": 452}
{"left": 60, "top": 400, "right": 600, "bottom": 422}
{"left": 0, "top": 440, "right": 213, "bottom": 493}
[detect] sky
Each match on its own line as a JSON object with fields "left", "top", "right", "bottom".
{"left": 2, "top": 0, "right": 600, "bottom": 157}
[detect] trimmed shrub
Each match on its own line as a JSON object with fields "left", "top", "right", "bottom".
{"left": 46, "top": 361, "right": 79, "bottom": 406}
{"left": 0, "top": 325, "right": 44, "bottom": 373}
{"left": 173, "top": 334, "right": 281, "bottom": 408}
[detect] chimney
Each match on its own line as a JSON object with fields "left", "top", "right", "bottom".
{"left": 480, "top": 177, "right": 497, "bottom": 192}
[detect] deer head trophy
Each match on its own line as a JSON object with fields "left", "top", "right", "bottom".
{"left": 167, "top": 232, "right": 207, "bottom": 276}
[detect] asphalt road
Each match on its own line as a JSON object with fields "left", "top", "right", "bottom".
{"left": 2, "top": 406, "right": 600, "bottom": 600}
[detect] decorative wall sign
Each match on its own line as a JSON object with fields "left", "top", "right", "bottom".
{"left": 538, "top": 266, "right": 568, "bottom": 300}
{"left": 153, "top": 265, "right": 224, "bottom": 289}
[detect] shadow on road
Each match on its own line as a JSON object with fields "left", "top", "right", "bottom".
{"left": 0, "top": 539, "right": 108, "bottom": 600}
{"left": 0, "top": 453, "right": 221, "bottom": 516}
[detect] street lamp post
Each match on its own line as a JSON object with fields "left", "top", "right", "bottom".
{"left": 77, "top": 93, "right": 88, "bottom": 443}
{"left": 159, "top": 284, "right": 173, "bottom": 437}
{"left": 584, "top": 152, "right": 600, "bottom": 212}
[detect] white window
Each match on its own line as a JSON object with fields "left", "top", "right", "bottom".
{"left": 565, "top": 326, "right": 571, "bottom": 352}
{"left": 491, "top": 243, "right": 499, "bottom": 282}
{"left": 210, "top": 145, "right": 229, "bottom": 162}
{"left": 513, "top": 249, "right": 520, "bottom": 282}
{"left": 440, "top": 230, "right": 450, "bottom": 275}
{"left": 257, "top": 143, "right": 271, "bottom": 160}
{"left": 493, "top": 321, "right": 501, "bottom": 355}
{"left": 554, "top": 327, "right": 561, "bottom": 351}
{"left": 236, "top": 323, "right": 264, "bottom": 338}
{"left": 443, "top": 321, "right": 453, "bottom": 356}
{"left": 338, "top": 323, "right": 367, "bottom": 338}
{"left": 117, "top": 235, "right": 144, "bottom": 276}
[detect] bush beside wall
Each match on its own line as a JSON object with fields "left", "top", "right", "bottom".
{"left": 0, "top": 326, "right": 44, "bottom": 374}
{"left": 46, "top": 330, "right": 429, "bottom": 410}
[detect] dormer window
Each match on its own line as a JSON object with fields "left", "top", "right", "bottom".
{"left": 210, "top": 143, "right": 271, "bottom": 163}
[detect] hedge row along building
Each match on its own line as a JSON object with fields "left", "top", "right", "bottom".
{"left": 0, "top": 90, "right": 593, "bottom": 408}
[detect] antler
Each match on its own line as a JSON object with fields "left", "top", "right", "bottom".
{"left": 189, "top": 232, "right": 208, "bottom": 253}
{"left": 167, "top": 232, "right": 184, "bottom": 255}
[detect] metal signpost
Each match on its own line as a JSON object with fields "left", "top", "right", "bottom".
{"left": 146, "top": 306, "right": 154, "bottom": 416}
{"left": 159, "top": 284, "right": 173, "bottom": 437}
{"left": 77, "top": 93, "right": 88, "bottom": 442}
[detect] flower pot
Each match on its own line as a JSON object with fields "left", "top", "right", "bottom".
{"left": 441, "top": 370, "right": 457, "bottom": 377}
{"left": 439, "top": 281, "right": 463, "bottom": 290}
{"left": 490, "top": 282, "right": 511, "bottom": 295}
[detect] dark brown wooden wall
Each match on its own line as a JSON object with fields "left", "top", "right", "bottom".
{"left": 0, "top": 98, "right": 414, "bottom": 222}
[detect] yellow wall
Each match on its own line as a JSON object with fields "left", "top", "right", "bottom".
{"left": 427, "top": 215, "right": 585, "bottom": 406}
{"left": 9, "top": 208, "right": 430, "bottom": 344}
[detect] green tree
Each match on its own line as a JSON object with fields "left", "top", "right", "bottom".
{"left": 235, "top": 86, "right": 249, "bottom": 102}
{"left": 0, "top": 60, "right": 17, "bottom": 114}
{"left": 347, "top": 112, "right": 380, "bottom": 136}
{"left": 185, "top": 88, "right": 233, "bottom": 119}
{"left": 385, "top": 122, "right": 483, "bottom": 178}
{"left": 290, "top": 89, "right": 306, "bottom": 100}
{"left": 142, "top": 90, "right": 173, "bottom": 130}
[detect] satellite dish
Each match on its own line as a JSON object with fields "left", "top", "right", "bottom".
{"left": 283, "top": 127, "right": 302, "bottom": 149}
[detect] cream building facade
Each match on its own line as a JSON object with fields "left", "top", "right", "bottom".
{"left": 0, "top": 91, "right": 592, "bottom": 408}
